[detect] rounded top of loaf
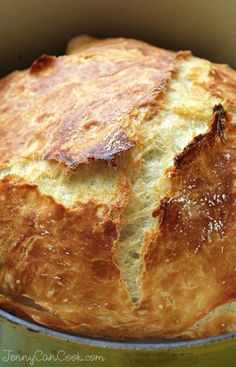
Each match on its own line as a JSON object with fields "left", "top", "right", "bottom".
{"left": 0, "top": 36, "right": 235, "bottom": 339}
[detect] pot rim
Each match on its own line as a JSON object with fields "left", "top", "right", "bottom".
{"left": 0, "top": 309, "right": 236, "bottom": 350}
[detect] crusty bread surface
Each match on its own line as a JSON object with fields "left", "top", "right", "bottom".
{"left": 0, "top": 35, "right": 235, "bottom": 339}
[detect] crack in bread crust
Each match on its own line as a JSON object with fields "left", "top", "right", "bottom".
{"left": 115, "top": 55, "right": 219, "bottom": 304}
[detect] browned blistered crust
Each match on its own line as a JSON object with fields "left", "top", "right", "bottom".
{"left": 0, "top": 38, "right": 182, "bottom": 168}
{"left": 0, "top": 37, "right": 235, "bottom": 339}
{"left": 140, "top": 105, "right": 236, "bottom": 337}
{"left": 0, "top": 172, "right": 136, "bottom": 335}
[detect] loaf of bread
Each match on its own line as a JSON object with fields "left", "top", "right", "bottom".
{"left": 0, "top": 35, "right": 235, "bottom": 339}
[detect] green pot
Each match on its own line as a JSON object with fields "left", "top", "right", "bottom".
{"left": 0, "top": 310, "right": 236, "bottom": 367}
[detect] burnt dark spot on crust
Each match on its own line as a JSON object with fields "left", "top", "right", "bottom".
{"left": 213, "top": 104, "right": 227, "bottom": 142}
{"left": 174, "top": 104, "right": 229, "bottom": 170}
{"left": 30, "top": 55, "right": 56, "bottom": 75}
{"left": 152, "top": 196, "right": 170, "bottom": 219}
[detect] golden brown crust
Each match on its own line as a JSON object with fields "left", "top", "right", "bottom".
{"left": 0, "top": 172, "right": 136, "bottom": 336}
{"left": 141, "top": 105, "right": 236, "bottom": 337}
{"left": 0, "top": 37, "right": 235, "bottom": 339}
{"left": 0, "top": 38, "right": 181, "bottom": 168}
